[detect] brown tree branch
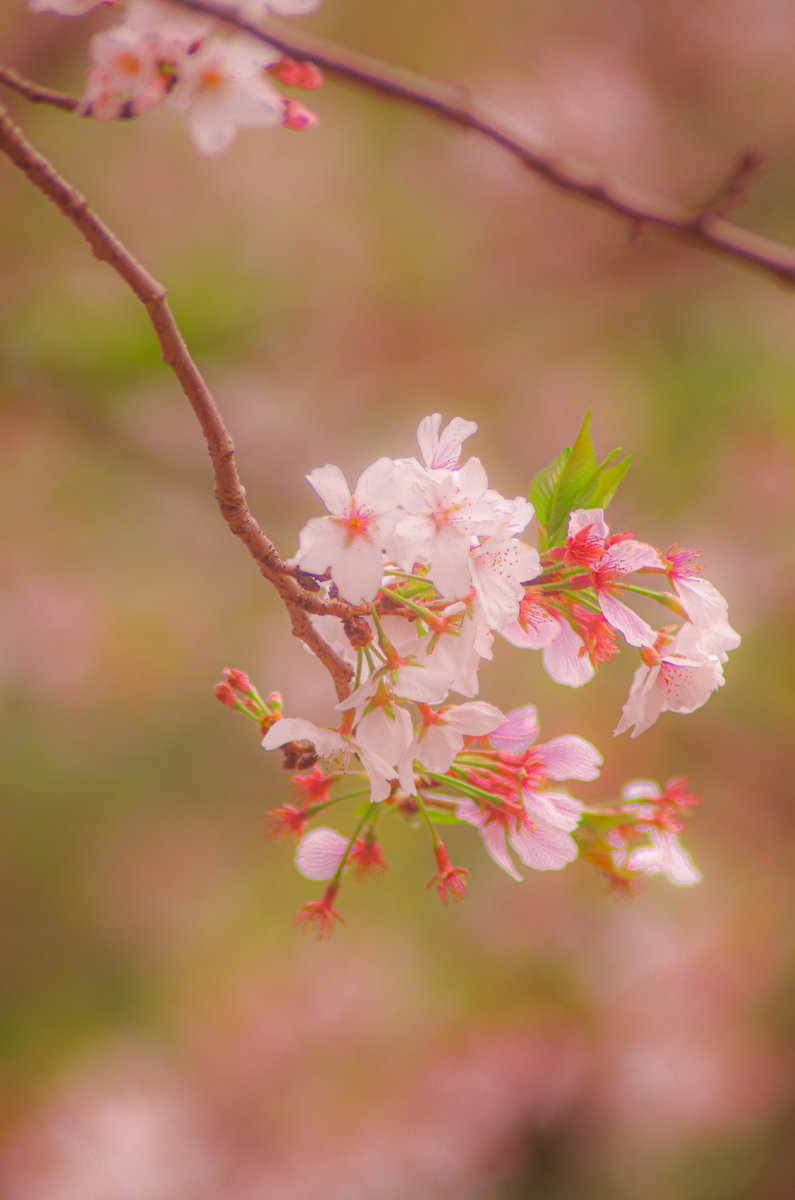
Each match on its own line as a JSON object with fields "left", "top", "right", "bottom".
{"left": 170, "top": 0, "right": 795, "bottom": 286}
{"left": 0, "top": 65, "right": 80, "bottom": 113}
{"left": 0, "top": 98, "right": 353, "bottom": 700}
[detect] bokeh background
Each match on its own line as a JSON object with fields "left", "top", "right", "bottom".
{"left": 2, "top": 1, "right": 795, "bottom": 1196}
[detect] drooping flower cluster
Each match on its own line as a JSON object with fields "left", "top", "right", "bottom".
{"left": 216, "top": 414, "right": 738, "bottom": 935}
{"left": 27, "top": 0, "right": 323, "bottom": 154}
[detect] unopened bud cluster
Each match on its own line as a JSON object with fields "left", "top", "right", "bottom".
{"left": 216, "top": 414, "right": 738, "bottom": 936}
{"left": 28, "top": 0, "right": 323, "bottom": 154}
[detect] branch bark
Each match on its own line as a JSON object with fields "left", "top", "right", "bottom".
{"left": 169, "top": 0, "right": 795, "bottom": 287}
{"left": 0, "top": 98, "right": 353, "bottom": 700}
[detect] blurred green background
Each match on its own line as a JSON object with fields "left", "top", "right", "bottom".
{"left": 2, "top": 2, "right": 795, "bottom": 1197}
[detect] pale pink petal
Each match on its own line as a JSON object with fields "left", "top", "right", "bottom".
{"left": 543, "top": 620, "right": 595, "bottom": 687}
{"left": 534, "top": 735, "right": 602, "bottom": 781}
{"left": 295, "top": 515, "right": 348, "bottom": 574}
{"left": 510, "top": 823, "right": 578, "bottom": 871}
{"left": 457, "top": 802, "right": 521, "bottom": 881}
{"left": 355, "top": 456, "right": 398, "bottom": 512}
{"left": 629, "top": 830, "right": 702, "bottom": 886}
{"left": 500, "top": 607, "right": 560, "bottom": 650}
{"left": 657, "top": 657, "right": 724, "bottom": 713}
{"left": 428, "top": 530, "right": 475, "bottom": 597}
{"left": 262, "top": 718, "right": 345, "bottom": 757}
{"left": 568, "top": 508, "right": 609, "bottom": 539}
{"left": 295, "top": 828, "right": 348, "bottom": 880}
{"left": 489, "top": 705, "right": 539, "bottom": 752}
{"left": 674, "top": 577, "right": 741, "bottom": 650}
{"left": 330, "top": 539, "right": 385, "bottom": 605}
{"left": 524, "top": 789, "right": 583, "bottom": 833}
{"left": 598, "top": 591, "right": 656, "bottom": 648}
{"left": 603, "top": 540, "right": 663, "bottom": 574}
{"left": 621, "top": 779, "right": 661, "bottom": 803}
{"left": 417, "top": 414, "right": 478, "bottom": 471}
{"left": 443, "top": 701, "right": 505, "bottom": 735}
{"left": 413, "top": 724, "right": 462, "bottom": 773}
{"left": 614, "top": 664, "right": 664, "bottom": 738}
{"left": 305, "top": 464, "right": 351, "bottom": 514}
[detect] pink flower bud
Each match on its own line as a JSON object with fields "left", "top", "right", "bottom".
{"left": 214, "top": 682, "right": 238, "bottom": 708}
{"left": 282, "top": 99, "right": 319, "bottom": 131}
{"left": 224, "top": 667, "right": 251, "bottom": 692}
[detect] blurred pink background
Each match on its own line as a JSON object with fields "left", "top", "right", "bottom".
{"left": 1, "top": 2, "right": 795, "bottom": 1196}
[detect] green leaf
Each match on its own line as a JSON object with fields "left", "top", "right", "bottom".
{"left": 530, "top": 411, "right": 631, "bottom": 548}
{"left": 530, "top": 446, "right": 570, "bottom": 533}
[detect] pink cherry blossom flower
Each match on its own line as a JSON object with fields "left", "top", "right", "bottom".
{"left": 567, "top": 509, "right": 661, "bottom": 648}
{"left": 457, "top": 796, "right": 580, "bottom": 880}
{"left": 488, "top": 705, "right": 603, "bottom": 781}
{"left": 295, "top": 458, "right": 398, "bottom": 604}
{"left": 611, "top": 780, "right": 702, "bottom": 885}
{"left": 665, "top": 546, "right": 741, "bottom": 652}
{"left": 614, "top": 624, "right": 727, "bottom": 738}
{"left": 501, "top": 595, "right": 596, "bottom": 687}
{"left": 171, "top": 37, "right": 282, "bottom": 156}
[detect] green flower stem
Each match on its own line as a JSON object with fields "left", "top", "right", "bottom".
{"left": 330, "top": 802, "right": 377, "bottom": 886}
{"left": 424, "top": 770, "right": 498, "bottom": 804}
{"left": 380, "top": 586, "right": 435, "bottom": 621}
{"left": 415, "top": 793, "right": 442, "bottom": 847}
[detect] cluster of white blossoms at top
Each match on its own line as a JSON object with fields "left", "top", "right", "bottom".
{"left": 27, "top": 0, "right": 323, "bottom": 155}
{"left": 215, "top": 415, "right": 739, "bottom": 935}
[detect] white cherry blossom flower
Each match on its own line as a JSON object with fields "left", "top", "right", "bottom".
{"left": 470, "top": 536, "right": 541, "bottom": 630}
{"left": 171, "top": 37, "right": 282, "bottom": 156}
{"left": 397, "top": 457, "right": 515, "bottom": 598}
{"left": 408, "top": 700, "right": 504, "bottom": 774}
{"left": 262, "top": 714, "right": 405, "bottom": 803}
{"left": 416, "top": 413, "right": 478, "bottom": 472}
{"left": 295, "top": 458, "right": 398, "bottom": 604}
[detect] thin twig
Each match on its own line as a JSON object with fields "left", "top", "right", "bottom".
{"left": 0, "top": 99, "right": 353, "bottom": 700}
{"left": 0, "top": 65, "right": 80, "bottom": 113}
{"left": 169, "top": 0, "right": 795, "bottom": 286}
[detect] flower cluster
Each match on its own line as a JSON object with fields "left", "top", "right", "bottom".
{"left": 216, "top": 414, "right": 738, "bottom": 935}
{"left": 28, "top": 0, "right": 322, "bottom": 154}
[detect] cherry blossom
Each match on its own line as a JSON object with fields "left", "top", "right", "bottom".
{"left": 614, "top": 624, "right": 727, "bottom": 738}
{"left": 408, "top": 700, "right": 504, "bottom": 774}
{"left": 416, "top": 413, "right": 479, "bottom": 472}
{"left": 83, "top": 27, "right": 167, "bottom": 121}
{"left": 501, "top": 595, "right": 596, "bottom": 687}
{"left": 470, "top": 536, "right": 541, "bottom": 630}
{"left": 665, "top": 546, "right": 741, "bottom": 652}
{"left": 171, "top": 38, "right": 283, "bottom": 156}
{"left": 567, "top": 509, "right": 660, "bottom": 648}
{"left": 295, "top": 459, "right": 398, "bottom": 604}
{"left": 456, "top": 797, "right": 580, "bottom": 880}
